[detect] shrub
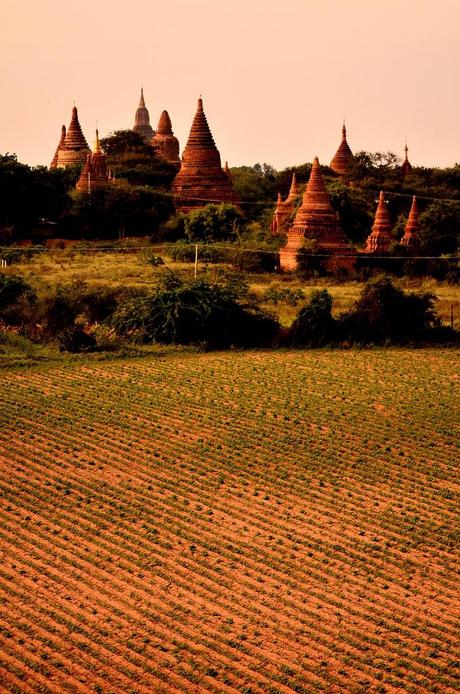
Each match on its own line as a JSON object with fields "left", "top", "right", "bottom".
{"left": 339, "top": 277, "right": 441, "bottom": 344}
{"left": 57, "top": 326, "right": 97, "bottom": 353}
{"left": 289, "top": 290, "right": 337, "bottom": 346}
{"left": 0, "top": 274, "right": 30, "bottom": 314}
{"left": 110, "top": 273, "right": 279, "bottom": 348}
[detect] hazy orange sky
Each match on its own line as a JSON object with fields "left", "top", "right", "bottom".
{"left": 1, "top": 0, "right": 459, "bottom": 169}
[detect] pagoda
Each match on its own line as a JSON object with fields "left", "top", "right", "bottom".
{"left": 172, "top": 97, "right": 237, "bottom": 212}
{"left": 271, "top": 173, "right": 300, "bottom": 235}
{"left": 151, "top": 110, "right": 180, "bottom": 165}
{"left": 330, "top": 123, "right": 353, "bottom": 176}
{"left": 280, "top": 157, "right": 353, "bottom": 271}
{"left": 50, "top": 125, "right": 66, "bottom": 169}
{"left": 56, "top": 106, "right": 90, "bottom": 168}
{"left": 364, "top": 192, "right": 393, "bottom": 253}
{"left": 76, "top": 130, "right": 109, "bottom": 194}
{"left": 400, "top": 195, "right": 420, "bottom": 251}
{"left": 133, "top": 88, "right": 155, "bottom": 143}
{"left": 401, "top": 141, "right": 413, "bottom": 178}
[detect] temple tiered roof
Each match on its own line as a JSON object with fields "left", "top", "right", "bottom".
{"left": 50, "top": 125, "right": 66, "bottom": 169}
{"left": 330, "top": 123, "right": 353, "bottom": 176}
{"left": 133, "top": 88, "right": 155, "bottom": 143}
{"left": 400, "top": 195, "right": 420, "bottom": 250}
{"left": 151, "top": 110, "right": 180, "bottom": 165}
{"left": 172, "top": 98, "right": 237, "bottom": 212}
{"left": 57, "top": 106, "right": 90, "bottom": 168}
{"left": 280, "top": 158, "right": 352, "bottom": 270}
{"left": 364, "top": 191, "right": 393, "bottom": 253}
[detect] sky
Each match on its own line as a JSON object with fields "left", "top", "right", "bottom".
{"left": 1, "top": 0, "right": 459, "bottom": 170}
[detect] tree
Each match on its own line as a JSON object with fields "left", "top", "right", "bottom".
{"left": 100, "top": 130, "right": 177, "bottom": 188}
{"left": 184, "top": 204, "right": 243, "bottom": 243}
{"left": 290, "top": 290, "right": 337, "bottom": 346}
{"left": 418, "top": 202, "right": 459, "bottom": 255}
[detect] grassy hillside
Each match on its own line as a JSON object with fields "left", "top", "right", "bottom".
{"left": 0, "top": 349, "right": 458, "bottom": 693}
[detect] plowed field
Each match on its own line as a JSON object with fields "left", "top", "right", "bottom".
{"left": 0, "top": 349, "right": 458, "bottom": 693}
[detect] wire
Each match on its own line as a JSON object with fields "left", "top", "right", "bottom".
{"left": 1, "top": 242, "right": 458, "bottom": 261}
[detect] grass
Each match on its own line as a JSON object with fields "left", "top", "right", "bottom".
{"left": 7, "top": 246, "right": 460, "bottom": 328}
{"left": 0, "top": 347, "right": 458, "bottom": 692}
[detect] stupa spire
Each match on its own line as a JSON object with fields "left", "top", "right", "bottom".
{"left": 133, "top": 88, "right": 155, "bottom": 142}
{"left": 56, "top": 106, "right": 90, "bottom": 168}
{"left": 279, "top": 157, "right": 353, "bottom": 267}
{"left": 287, "top": 172, "right": 299, "bottom": 201}
{"left": 151, "top": 110, "right": 180, "bottom": 165}
{"left": 400, "top": 195, "right": 420, "bottom": 250}
{"left": 50, "top": 125, "right": 66, "bottom": 169}
{"left": 401, "top": 139, "right": 413, "bottom": 177}
{"left": 93, "top": 128, "right": 101, "bottom": 154}
{"left": 330, "top": 123, "right": 353, "bottom": 176}
{"left": 364, "top": 192, "right": 393, "bottom": 253}
{"left": 172, "top": 97, "right": 237, "bottom": 212}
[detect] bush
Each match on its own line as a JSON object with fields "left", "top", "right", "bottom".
{"left": 339, "top": 277, "right": 441, "bottom": 344}
{"left": 0, "top": 274, "right": 30, "bottom": 314}
{"left": 57, "top": 325, "right": 97, "bottom": 353}
{"left": 289, "top": 290, "right": 337, "bottom": 346}
{"left": 110, "top": 273, "right": 279, "bottom": 348}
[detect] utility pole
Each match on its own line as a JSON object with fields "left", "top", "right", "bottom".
{"left": 194, "top": 244, "right": 198, "bottom": 278}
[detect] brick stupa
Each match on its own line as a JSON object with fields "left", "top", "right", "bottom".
{"left": 401, "top": 142, "right": 413, "bottom": 178}
{"left": 271, "top": 173, "right": 300, "bottom": 235}
{"left": 56, "top": 106, "right": 90, "bottom": 168}
{"left": 50, "top": 125, "right": 66, "bottom": 169}
{"left": 280, "top": 158, "right": 353, "bottom": 271}
{"left": 133, "top": 88, "right": 155, "bottom": 143}
{"left": 151, "top": 110, "right": 180, "bottom": 166}
{"left": 400, "top": 195, "right": 420, "bottom": 251}
{"left": 76, "top": 130, "right": 109, "bottom": 194}
{"left": 364, "top": 191, "right": 393, "bottom": 253}
{"left": 330, "top": 123, "right": 353, "bottom": 176}
{"left": 172, "top": 98, "right": 237, "bottom": 212}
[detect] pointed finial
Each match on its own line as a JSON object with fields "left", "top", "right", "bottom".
{"left": 139, "top": 88, "right": 146, "bottom": 108}
{"left": 93, "top": 129, "right": 101, "bottom": 154}
{"left": 198, "top": 96, "right": 203, "bottom": 110}
{"left": 342, "top": 120, "right": 347, "bottom": 140}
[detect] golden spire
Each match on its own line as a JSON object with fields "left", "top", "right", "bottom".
{"left": 93, "top": 128, "right": 101, "bottom": 154}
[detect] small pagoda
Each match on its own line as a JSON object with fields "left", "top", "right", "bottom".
{"left": 151, "top": 110, "right": 180, "bottom": 165}
{"left": 172, "top": 98, "right": 237, "bottom": 213}
{"left": 133, "top": 88, "right": 155, "bottom": 143}
{"left": 279, "top": 157, "right": 353, "bottom": 271}
{"left": 401, "top": 141, "right": 413, "bottom": 178}
{"left": 56, "top": 106, "right": 90, "bottom": 168}
{"left": 271, "top": 173, "right": 300, "bottom": 235}
{"left": 330, "top": 123, "right": 353, "bottom": 176}
{"left": 76, "top": 130, "right": 109, "bottom": 194}
{"left": 364, "top": 192, "right": 393, "bottom": 253}
{"left": 50, "top": 125, "right": 66, "bottom": 169}
{"left": 400, "top": 195, "right": 420, "bottom": 251}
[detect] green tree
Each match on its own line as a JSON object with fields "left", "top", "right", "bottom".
{"left": 100, "top": 130, "right": 177, "bottom": 188}
{"left": 184, "top": 204, "right": 243, "bottom": 243}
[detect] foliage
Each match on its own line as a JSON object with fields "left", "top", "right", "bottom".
{"left": 57, "top": 325, "right": 97, "bottom": 353}
{"left": 418, "top": 201, "right": 459, "bottom": 255}
{"left": 63, "top": 184, "right": 173, "bottom": 238}
{"left": 184, "top": 204, "right": 243, "bottom": 243}
{"left": 261, "top": 286, "right": 305, "bottom": 306}
{"left": 110, "top": 272, "right": 279, "bottom": 348}
{"left": 339, "top": 277, "right": 442, "bottom": 344}
{"left": 0, "top": 273, "right": 31, "bottom": 315}
{"left": 100, "top": 130, "right": 177, "bottom": 188}
{"left": 289, "top": 290, "right": 337, "bottom": 346}
{"left": 0, "top": 154, "right": 73, "bottom": 240}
